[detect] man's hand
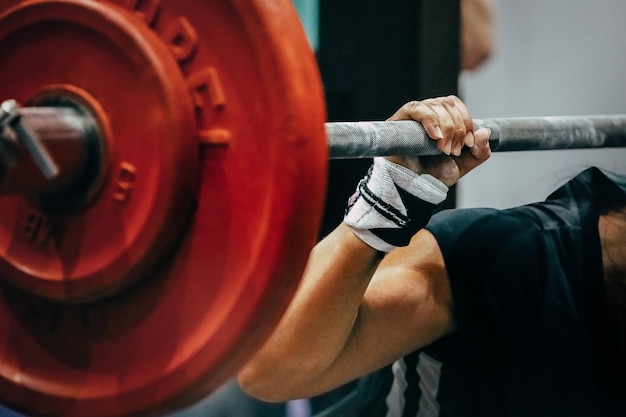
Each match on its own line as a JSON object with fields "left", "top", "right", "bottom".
{"left": 385, "top": 96, "right": 491, "bottom": 187}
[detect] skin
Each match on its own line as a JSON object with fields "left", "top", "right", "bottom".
{"left": 237, "top": 96, "right": 492, "bottom": 401}
{"left": 461, "top": 0, "right": 495, "bottom": 71}
{"left": 599, "top": 210, "right": 626, "bottom": 346}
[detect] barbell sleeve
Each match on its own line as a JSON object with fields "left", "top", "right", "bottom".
{"left": 326, "top": 114, "right": 626, "bottom": 158}
{"left": 0, "top": 105, "right": 97, "bottom": 196}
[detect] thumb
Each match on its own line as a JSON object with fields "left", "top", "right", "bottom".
{"left": 456, "top": 127, "right": 492, "bottom": 177}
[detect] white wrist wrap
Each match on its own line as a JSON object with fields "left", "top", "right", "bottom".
{"left": 344, "top": 157, "right": 448, "bottom": 252}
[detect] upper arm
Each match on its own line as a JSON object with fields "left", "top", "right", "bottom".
{"left": 320, "top": 228, "right": 455, "bottom": 389}
{"left": 239, "top": 224, "right": 456, "bottom": 401}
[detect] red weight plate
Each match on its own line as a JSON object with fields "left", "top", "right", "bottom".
{"left": 0, "top": 0, "right": 327, "bottom": 416}
{"left": 0, "top": 0, "right": 199, "bottom": 302}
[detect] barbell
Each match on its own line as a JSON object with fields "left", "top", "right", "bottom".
{"left": 0, "top": 0, "right": 624, "bottom": 416}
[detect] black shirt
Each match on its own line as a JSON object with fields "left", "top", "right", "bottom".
{"left": 317, "top": 168, "right": 626, "bottom": 417}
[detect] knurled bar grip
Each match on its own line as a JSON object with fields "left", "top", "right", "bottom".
{"left": 326, "top": 114, "right": 626, "bottom": 158}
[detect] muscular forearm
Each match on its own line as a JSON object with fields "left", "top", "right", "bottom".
{"left": 238, "top": 223, "right": 381, "bottom": 401}
{"left": 238, "top": 98, "right": 491, "bottom": 402}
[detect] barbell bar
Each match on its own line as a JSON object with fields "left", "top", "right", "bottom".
{"left": 0, "top": 0, "right": 625, "bottom": 416}
{"left": 4, "top": 105, "right": 626, "bottom": 175}
{"left": 326, "top": 115, "right": 626, "bottom": 158}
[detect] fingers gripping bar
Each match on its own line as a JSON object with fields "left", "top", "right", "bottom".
{"left": 326, "top": 114, "right": 626, "bottom": 158}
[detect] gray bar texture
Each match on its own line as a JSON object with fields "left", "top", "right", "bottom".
{"left": 326, "top": 115, "right": 626, "bottom": 158}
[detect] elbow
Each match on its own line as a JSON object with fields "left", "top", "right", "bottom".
{"left": 237, "top": 355, "right": 327, "bottom": 402}
{"left": 461, "top": 27, "right": 495, "bottom": 71}
{"left": 237, "top": 364, "right": 288, "bottom": 403}
{"left": 461, "top": 0, "right": 495, "bottom": 71}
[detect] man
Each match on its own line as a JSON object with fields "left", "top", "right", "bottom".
{"left": 238, "top": 96, "right": 626, "bottom": 416}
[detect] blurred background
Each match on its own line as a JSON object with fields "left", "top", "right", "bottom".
{"left": 294, "top": 0, "right": 626, "bottom": 212}
{"left": 458, "top": 0, "right": 626, "bottom": 208}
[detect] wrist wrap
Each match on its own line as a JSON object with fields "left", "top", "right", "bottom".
{"left": 344, "top": 157, "right": 448, "bottom": 252}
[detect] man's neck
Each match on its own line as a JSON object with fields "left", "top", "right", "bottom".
{"left": 600, "top": 210, "right": 626, "bottom": 284}
{"left": 600, "top": 210, "right": 626, "bottom": 349}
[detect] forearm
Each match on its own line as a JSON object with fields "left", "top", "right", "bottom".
{"left": 238, "top": 98, "right": 491, "bottom": 401}
{"left": 238, "top": 223, "right": 381, "bottom": 401}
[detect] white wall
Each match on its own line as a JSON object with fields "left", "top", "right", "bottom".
{"left": 459, "top": 0, "right": 626, "bottom": 208}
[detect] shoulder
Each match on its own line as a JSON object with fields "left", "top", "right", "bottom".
{"left": 426, "top": 207, "right": 540, "bottom": 257}
{"left": 425, "top": 169, "right": 608, "bottom": 266}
